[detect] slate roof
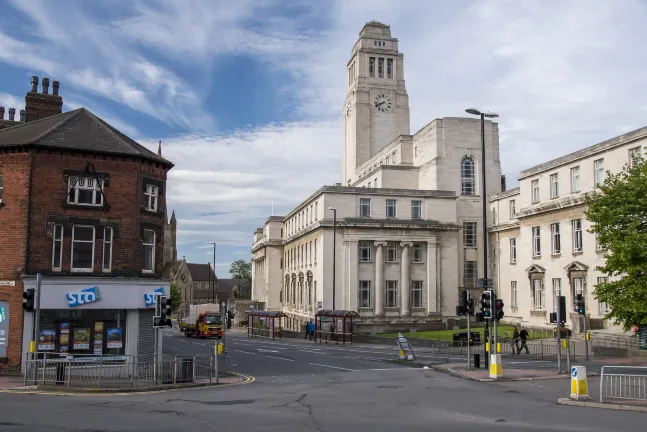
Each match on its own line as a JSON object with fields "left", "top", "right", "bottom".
{"left": 186, "top": 263, "right": 217, "bottom": 282}
{"left": 216, "top": 279, "right": 251, "bottom": 303}
{"left": 0, "top": 108, "right": 172, "bottom": 167}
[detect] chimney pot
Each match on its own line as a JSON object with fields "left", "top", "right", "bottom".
{"left": 20, "top": 109, "right": 26, "bottom": 122}
{"left": 8, "top": 108, "right": 16, "bottom": 121}
{"left": 42, "top": 77, "right": 50, "bottom": 94}
{"left": 31, "top": 76, "right": 39, "bottom": 93}
{"left": 0, "top": 106, "right": 4, "bottom": 120}
{"left": 52, "top": 80, "right": 60, "bottom": 96}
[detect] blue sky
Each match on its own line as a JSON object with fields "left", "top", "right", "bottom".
{"left": 2, "top": 0, "right": 647, "bottom": 277}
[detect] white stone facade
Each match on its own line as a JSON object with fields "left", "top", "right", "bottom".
{"left": 251, "top": 21, "right": 503, "bottom": 332}
{"left": 490, "top": 126, "right": 647, "bottom": 333}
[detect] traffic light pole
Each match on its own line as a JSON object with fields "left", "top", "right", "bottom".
{"left": 556, "top": 298, "right": 562, "bottom": 374}
{"left": 493, "top": 290, "right": 498, "bottom": 358}
{"left": 466, "top": 298, "right": 471, "bottom": 371}
{"left": 582, "top": 314, "right": 589, "bottom": 361}
{"left": 32, "top": 273, "right": 42, "bottom": 359}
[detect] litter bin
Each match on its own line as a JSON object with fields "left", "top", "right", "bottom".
{"left": 473, "top": 353, "right": 480, "bottom": 369}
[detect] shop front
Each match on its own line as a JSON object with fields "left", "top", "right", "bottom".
{"left": 21, "top": 277, "right": 169, "bottom": 370}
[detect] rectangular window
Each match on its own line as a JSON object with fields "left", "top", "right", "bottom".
{"left": 143, "top": 229, "right": 155, "bottom": 273}
{"left": 531, "top": 180, "right": 539, "bottom": 204}
{"left": 102, "top": 227, "right": 113, "bottom": 272}
{"left": 385, "top": 280, "right": 397, "bottom": 307}
{"left": 551, "top": 223, "right": 561, "bottom": 254}
{"left": 533, "top": 279, "right": 544, "bottom": 310}
{"left": 532, "top": 226, "right": 541, "bottom": 257}
{"left": 359, "top": 281, "right": 371, "bottom": 308}
{"left": 71, "top": 225, "right": 95, "bottom": 272}
{"left": 411, "top": 200, "right": 422, "bottom": 219}
{"left": 570, "top": 166, "right": 580, "bottom": 192}
{"left": 573, "top": 277, "right": 584, "bottom": 297}
{"left": 629, "top": 147, "right": 641, "bottom": 168}
{"left": 386, "top": 244, "right": 397, "bottom": 262}
{"left": 550, "top": 173, "right": 559, "bottom": 198}
{"left": 315, "top": 202, "right": 318, "bottom": 220}
{"left": 310, "top": 241, "right": 313, "bottom": 264}
{"left": 52, "top": 224, "right": 64, "bottom": 271}
{"left": 594, "top": 159, "right": 605, "bottom": 186}
{"left": 464, "top": 261, "right": 478, "bottom": 288}
{"left": 412, "top": 245, "right": 423, "bottom": 262}
{"left": 386, "top": 199, "right": 397, "bottom": 218}
{"left": 369, "top": 57, "right": 375, "bottom": 77}
{"left": 360, "top": 198, "right": 371, "bottom": 217}
{"left": 314, "top": 239, "right": 317, "bottom": 262}
{"left": 511, "top": 281, "right": 518, "bottom": 308}
{"left": 463, "top": 222, "right": 477, "bottom": 247}
{"left": 572, "top": 219, "right": 583, "bottom": 252}
{"left": 595, "top": 233, "right": 605, "bottom": 251}
{"left": 280, "top": 258, "right": 283, "bottom": 269}
{"left": 553, "top": 278, "right": 561, "bottom": 311}
{"left": 597, "top": 277, "right": 610, "bottom": 314}
{"left": 509, "top": 200, "right": 516, "bottom": 217}
{"left": 509, "top": 238, "right": 517, "bottom": 263}
{"left": 411, "top": 281, "right": 423, "bottom": 308}
{"left": 387, "top": 59, "right": 393, "bottom": 79}
{"left": 68, "top": 177, "right": 104, "bottom": 206}
{"left": 378, "top": 58, "right": 384, "bottom": 78}
{"left": 359, "top": 242, "right": 371, "bottom": 262}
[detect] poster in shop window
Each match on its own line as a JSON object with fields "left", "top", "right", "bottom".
{"left": 107, "top": 328, "right": 123, "bottom": 349}
{"left": 60, "top": 322, "right": 70, "bottom": 352}
{"left": 94, "top": 322, "right": 104, "bottom": 354}
{"left": 0, "top": 301, "right": 8, "bottom": 358}
{"left": 73, "top": 328, "right": 90, "bottom": 350}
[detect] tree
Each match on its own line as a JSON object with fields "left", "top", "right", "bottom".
{"left": 584, "top": 155, "right": 647, "bottom": 330}
{"left": 229, "top": 259, "right": 252, "bottom": 298}
{"left": 169, "top": 282, "right": 182, "bottom": 312}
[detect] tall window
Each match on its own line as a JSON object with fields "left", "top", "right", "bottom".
{"left": 532, "top": 227, "right": 541, "bottom": 256}
{"left": 550, "top": 173, "right": 559, "bottom": 198}
{"left": 71, "top": 225, "right": 95, "bottom": 272}
{"left": 315, "top": 202, "right": 318, "bottom": 220}
{"left": 629, "top": 147, "right": 641, "bottom": 168}
{"left": 378, "top": 58, "right": 384, "bottom": 78}
{"left": 360, "top": 198, "right": 371, "bottom": 217}
{"left": 572, "top": 219, "right": 583, "bottom": 252}
{"left": 386, "top": 199, "right": 397, "bottom": 218}
{"left": 509, "top": 200, "right": 516, "bottom": 218}
{"left": 573, "top": 277, "right": 584, "bottom": 297}
{"left": 103, "top": 227, "right": 113, "bottom": 272}
{"left": 553, "top": 278, "right": 561, "bottom": 311}
{"left": 52, "top": 224, "right": 64, "bottom": 271}
{"left": 464, "top": 261, "right": 478, "bottom": 288}
{"left": 143, "top": 229, "right": 155, "bottom": 273}
{"left": 411, "top": 281, "right": 423, "bottom": 308}
{"left": 144, "top": 184, "right": 158, "bottom": 212}
{"left": 359, "top": 281, "right": 371, "bottom": 307}
{"left": 597, "top": 277, "right": 610, "bottom": 314}
{"left": 511, "top": 281, "right": 518, "bottom": 308}
{"left": 359, "top": 242, "right": 371, "bottom": 262}
{"left": 385, "top": 281, "right": 397, "bottom": 307}
{"left": 570, "top": 166, "right": 580, "bottom": 192}
{"left": 460, "top": 157, "right": 476, "bottom": 196}
{"left": 386, "top": 244, "right": 397, "bottom": 262}
{"left": 533, "top": 279, "right": 544, "bottom": 310}
{"left": 369, "top": 57, "right": 375, "bottom": 77}
{"left": 411, "top": 200, "right": 422, "bottom": 219}
{"left": 531, "top": 180, "right": 540, "bottom": 204}
{"left": 314, "top": 239, "right": 317, "bottom": 262}
{"left": 595, "top": 233, "right": 605, "bottom": 251}
{"left": 412, "top": 244, "right": 423, "bottom": 262}
{"left": 463, "top": 222, "right": 477, "bottom": 247}
{"left": 551, "top": 223, "right": 561, "bottom": 254}
{"left": 387, "top": 59, "right": 393, "bottom": 79}
{"left": 509, "top": 238, "right": 517, "bottom": 263}
{"left": 68, "top": 177, "right": 104, "bottom": 206}
{"left": 594, "top": 159, "right": 605, "bottom": 186}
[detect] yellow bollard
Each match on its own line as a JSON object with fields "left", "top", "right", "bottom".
{"left": 562, "top": 339, "right": 567, "bottom": 349}
{"left": 489, "top": 354, "right": 502, "bottom": 379}
{"left": 569, "top": 366, "right": 591, "bottom": 400}
{"left": 217, "top": 343, "right": 224, "bottom": 355}
{"left": 30, "top": 341, "right": 36, "bottom": 353}
{"left": 496, "top": 342, "right": 501, "bottom": 354}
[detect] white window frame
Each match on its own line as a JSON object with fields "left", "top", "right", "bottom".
{"left": 572, "top": 219, "right": 583, "bottom": 252}
{"left": 359, "top": 198, "right": 371, "bottom": 217}
{"left": 411, "top": 281, "right": 423, "bottom": 308}
{"left": 551, "top": 223, "right": 561, "bottom": 254}
{"left": 573, "top": 277, "right": 584, "bottom": 297}
{"left": 553, "top": 278, "right": 561, "bottom": 311}
{"left": 597, "top": 277, "right": 610, "bottom": 314}
{"left": 533, "top": 279, "right": 544, "bottom": 310}
{"left": 385, "top": 280, "right": 398, "bottom": 308}
{"left": 386, "top": 244, "right": 398, "bottom": 262}
{"left": 67, "top": 177, "right": 104, "bottom": 206}
{"left": 509, "top": 200, "right": 516, "bottom": 218}
{"left": 460, "top": 157, "right": 476, "bottom": 196}
{"left": 359, "top": 280, "right": 371, "bottom": 308}
{"left": 570, "top": 166, "right": 580, "bottom": 192}
{"left": 359, "top": 242, "right": 371, "bottom": 262}
{"left": 102, "top": 227, "right": 113, "bottom": 273}
{"left": 71, "top": 225, "right": 95, "bottom": 273}
{"left": 594, "top": 159, "right": 605, "bottom": 186}
{"left": 464, "top": 261, "right": 478, "bottom": 288}
{"left": 52, "top": 224, "right": 64, "bottom": 271}
{"left": 550, "top": 173, "right": 559, "bottom": 199}
{"left": 509, "top": 238, "right": 517, "bottom": 263}
{"left": 531, "top": 180, "right": 540, "bottom": 204}
{"left": 629, "top": 147, "right": 641, "bottom": 168}
{"left": 532, "top": 226, "right": 541, "bottom": 257}
{"left": 463, "top": 222, "right": 477, "bottom": 248}
{"left": 595, "top": 232, "right": 605, "bottom": 251}
{"left": 511, "top": 281, "right": 518, "bottom": 308}
{"left": 145, "top": 184, "right": 159, "bottom": 212}
{"left": 411, "top": 200, "right": 422, "bottom": 219}
{"left": 412, "top": 245, "right": 423, "bottom": 263}
{"left": 142, "top": 229, "right": 156, "bottom": 274}
{"left": 386, "top": 199, "right": 397, "bottom": 218}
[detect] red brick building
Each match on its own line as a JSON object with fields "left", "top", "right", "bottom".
{"left": 0, "top": 77, "right": 174, "bottom": 371}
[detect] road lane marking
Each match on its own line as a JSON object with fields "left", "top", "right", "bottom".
{"left": 257, "top": 349, "right": 279, "bottom": 353}
{"left": 233, "top": 349, "right": 256, "bottom": 355}
{"left": 308, "top": 362, "right": 356, "bottom": 371}
{"left": 265, "top": 355, "right": 294, "bottom": 362}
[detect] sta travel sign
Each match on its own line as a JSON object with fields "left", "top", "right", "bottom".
{"left": 144, "top": 287, "right": 165, "bottom": 307}
{"left": 67, "top": 287, "right": 100, "bottom": 307}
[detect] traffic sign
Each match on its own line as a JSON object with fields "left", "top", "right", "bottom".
{"left": 571, "top": 367, "right": 577, "bottom": 378}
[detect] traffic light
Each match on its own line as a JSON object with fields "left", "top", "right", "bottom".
{"left": 456, "top": 289, "right": 468, "bottom": 316}
{"left": 575, "top": 294, "right": 585, "bottom": 315}
{"left": 22, "top": 289, "right": 35, "bottom": 312}
{"left": 467, "top": 298, "right": 475, "bottom": 315}
{"left": 480, "top": 290, "right": 493, "bottom": 320}
{"left": 495, "top": 298, "right": 504, "bottom": 321}
{"left": 154, "top": 295, "right": 173, "bottom": 327}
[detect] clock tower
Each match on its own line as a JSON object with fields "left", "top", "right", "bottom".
{"left": 342, "top": 21, "right": 411, "bottom": 185}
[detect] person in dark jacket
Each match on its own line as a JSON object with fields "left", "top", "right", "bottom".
{"left": 511, "top": 326, "right": 520, "bottom": 354}
{"left": 519, "top": 327, "right": 530, "bottom": 354}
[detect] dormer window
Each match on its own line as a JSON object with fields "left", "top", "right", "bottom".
{"left": 68, "top": 176, "right": 104, "bottom": 206}
{"left": 145, "top": 184, "right": 159, "bottom": 212}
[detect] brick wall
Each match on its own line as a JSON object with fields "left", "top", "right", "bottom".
{"left": 27, "top": 151, "right": 169, "bottom": 277}
{"left": 0, "top": 151, "right": 31, "bottom": 369}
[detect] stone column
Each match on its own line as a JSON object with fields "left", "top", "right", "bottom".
{"left": 427, "top": 241, "right": 438, "bottom": 314}
{"left": 400, "top": 242, "right": 413, "bottom": 315}
{"left": 374, "top": 241, "right": 387, "bottom": 316}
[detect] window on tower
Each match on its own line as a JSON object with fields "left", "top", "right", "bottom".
{"left": 387, "top": 59, "right": 393, "bottom": 79}
{"left": 378, "top": 58, "right": 384, "bottom": 78}
{"left": 369, "top": 57, "right": 375, "bottom": 77}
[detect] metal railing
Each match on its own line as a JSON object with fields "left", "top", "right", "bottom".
{"left": 591, "top": 334, "right": 640, "bottom": 351}
{"left": 445, "top": 339, "right": 580, "bottom": 360}
{"left": 23, "top": 353, "right": 233, "bottom": 388}
{"left": 600, "top": 366, "right": 647, "bottom": 403}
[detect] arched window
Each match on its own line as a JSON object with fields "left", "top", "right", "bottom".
{"left": 461, "top": 157, "right": 476, "bottom": 196}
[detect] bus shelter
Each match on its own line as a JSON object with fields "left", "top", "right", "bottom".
{"left": 247, "top": 311, "right": 286, "bottom": 340}
{"left": 315, "top": 310, "right": 359, "bottom": 345}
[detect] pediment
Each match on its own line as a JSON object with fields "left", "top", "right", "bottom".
{"left": 525, "top": 264, "right": 546, "bottom": 273}
{"left": 564, "top": 261, "right": 589, "bottom": 272}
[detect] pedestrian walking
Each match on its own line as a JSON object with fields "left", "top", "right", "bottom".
{"left": 511, "top": 326, "right": 520, "bottom": 354}
{"left": 519, "top": 327, "right": 530, "bottom": 354}
{"left": 306, "top": 320, "right": 315, "bottom": 341}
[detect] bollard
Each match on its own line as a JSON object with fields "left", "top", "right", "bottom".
{"left": 489, "top": 354, "right": 502, "bottom": 379}
{"left": 569, "top": 366, "right": 591, "bottom": 400}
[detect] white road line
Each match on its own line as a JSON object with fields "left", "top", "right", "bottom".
{"left": 265, "top": 355, "right": 294, "bottom": 362}
{"left": 300, "top": 350, "right": 331, "bottom": 355}
{"left": 308, "top": 362, "right": 356, "bottom": 371}
{"left": 257, "top": 349, "right": 279, "bottom": 353}
{"left": 191, "top": 342, "right": 202, "bottom": 346}
{"left": 233, "top": 349, "right": 256, "bottom": 355}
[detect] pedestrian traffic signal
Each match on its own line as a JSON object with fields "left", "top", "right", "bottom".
{"left": 22, "top": 288, "right": 35, "bottom": 312}
{"left": 456, "top": 289, "right": 468, "bottom": 315}
{"left": 480, "top": 290, "right": 493, "bottom": 319}
{"left": 575, "top": 294, "right": 585, "bottom": 315}
{"left": 154, "top": 295, "right": 173, "bottom": 327}
{"left": 495, "top": 298, "right": 504, "bottom": 321}
{"left": 467, "top": 298, "right": 475, "bottom": 315}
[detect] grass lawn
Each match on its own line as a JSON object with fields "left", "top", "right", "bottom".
{"left": 378, "top": 325, "right": 553, "bottom": 341}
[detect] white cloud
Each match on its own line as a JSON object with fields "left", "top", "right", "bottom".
{"left": 0, "top": 93, "right": 23, "bottom": 114}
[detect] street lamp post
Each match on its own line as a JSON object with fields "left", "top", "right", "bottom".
{"left": 466, "top": 107, "right": 499, "bottom": 363}
{"left": 328, "top": 207, "right": 337, "bottom": 310}
{"left": 210, "top": 242, "right": 217, "bottom": 303}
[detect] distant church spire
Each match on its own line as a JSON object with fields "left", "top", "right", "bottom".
{"left": 158, "top": 140, "right": 162, "bottom": 157}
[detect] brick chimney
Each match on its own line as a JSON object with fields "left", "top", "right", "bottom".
{"left": 8, "top": 108, "right": 15, "bottom": 121}
{"left": 0, "top": 106, "right": 4, "bottom": 120}
{"left": 25, "top": 76, "right": 63, "bottom": 122}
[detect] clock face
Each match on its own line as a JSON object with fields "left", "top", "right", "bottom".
{"left": 373, "top": 94, "right": 392, "bottom": 112}
{"left": 346, "top": 101, "right": 352, "bottom": 117}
